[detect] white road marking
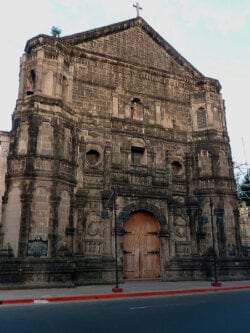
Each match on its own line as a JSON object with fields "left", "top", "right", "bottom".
{"left": 33, "top": 299, "right": 49, "bottom": 304}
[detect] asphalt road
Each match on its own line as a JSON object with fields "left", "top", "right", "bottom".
{"left": 0, "top": 290, "right": 249, "bottom": 333}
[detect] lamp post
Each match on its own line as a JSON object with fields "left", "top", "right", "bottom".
{"left": 209, "top": 197, "right": 222, "bottom": 287}
{"left": 112, "top": 187, "right": 123, "bottom": 292}
{"left": 101, "top": 187, "right": 123, "bottom": 293}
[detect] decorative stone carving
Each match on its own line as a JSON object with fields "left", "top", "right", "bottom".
{"left": 86, "top": 213, "right": 101, "bottom": 237}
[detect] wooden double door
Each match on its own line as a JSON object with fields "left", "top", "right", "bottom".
{"left": 123, "top": 211, "right": 160, "bottom": 279}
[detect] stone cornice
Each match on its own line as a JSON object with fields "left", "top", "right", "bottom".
{"left": 24, "top": 35, "right": 69, "bottom": 55}
{"left": 25, "top": 17, "right": 205, "bottom": 79}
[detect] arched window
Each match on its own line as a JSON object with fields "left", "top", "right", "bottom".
{"left": 26, "top": 70, "right": 36, "bottom": 95}
{"left": 197, "top": 107, "right": 207, "bottom": 128}
{"left": 62, "top": 76, "right": 69, "bottom": 103}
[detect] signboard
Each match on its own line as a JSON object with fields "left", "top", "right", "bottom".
{"left": 176, "top": 243, "right": 191, "bottom": 256}
{"left": 27, "top": 236, "right": 48, "bottom": 257}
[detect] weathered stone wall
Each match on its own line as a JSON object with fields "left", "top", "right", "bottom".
{"left": 78, "top": 26, "right": 185, "bottom": 74}
{"left": 0, "top": 131, "right": 9, "bottom": 224}
{"left": 1, "top": 183, "right": 21, "bottom": 256}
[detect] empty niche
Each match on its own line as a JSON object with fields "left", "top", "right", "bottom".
{"left": 171, "top": 161, "right": 183, "bottom": 175}
{"left": 37, "top": 123, "right": 53, "bottom": 156}
{"left": 43, "top": 70, "right": 54, "bottom": 96}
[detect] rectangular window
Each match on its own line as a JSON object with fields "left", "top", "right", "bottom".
{"left": 131, "top": 146, "right": 144, "bottom": 165}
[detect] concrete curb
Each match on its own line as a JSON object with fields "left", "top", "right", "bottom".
{"left": 1, "top": 285, "right": 250, "bottom": 305}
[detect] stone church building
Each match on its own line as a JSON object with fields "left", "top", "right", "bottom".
{"left": 0, "top": 16, "right": 248, "bottom": 286}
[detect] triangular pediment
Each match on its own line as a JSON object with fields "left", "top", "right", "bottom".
{"left": 61, "top": 17, "right": 203, "bottom": 78}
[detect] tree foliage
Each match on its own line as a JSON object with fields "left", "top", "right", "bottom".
{"left": 51, "top": 26, "right": 61, "bottom": 38}
{"left": 239, "top": 171, "right": 250, "bottom": 206}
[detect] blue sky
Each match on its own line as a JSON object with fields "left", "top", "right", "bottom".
{"left": 0, "top": 0, "right": 249, "bottom": 171}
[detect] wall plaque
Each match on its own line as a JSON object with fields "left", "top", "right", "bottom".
{"left": 176, "top": 242, "right": 190, "bottom": 256}
{"left": 27, "top": 236, "right": 48, "bottom": 257}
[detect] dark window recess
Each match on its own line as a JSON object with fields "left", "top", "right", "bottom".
{"left": 197, "top": 108, "right": 207, "bottom": 128}
{"left": 131, "top": 97, "right": 141, "bottom": 104}
{"left": 62, "top": 76, "right": 68, "bottom": 102}
{"left": 171, "top": 161, "right": 182, "bottom": 175}
{"left": 26, "top": 69, "right": 36, "bottom": 95}
{"left": 131, "top": 146, "right": 144, "bottom": 165}
{"left": 86, "top": 149, "right": 100, "bottom": 165}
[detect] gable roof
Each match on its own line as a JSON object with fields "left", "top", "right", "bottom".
{"left": 61, "top": 17, "right": 203, "bottom": 78}
{"left": 24, "top": 17, "right": 205, "bottom": 79}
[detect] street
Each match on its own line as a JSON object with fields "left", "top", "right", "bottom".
{"left": 0, "top": 290, "right": 250, "bottom": 333}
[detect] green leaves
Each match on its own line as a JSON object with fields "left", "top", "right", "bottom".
{"left": 239, "top": 171, "right": 250, "bottom": 206}
{"left": 51, "top": 26, "right": 61, "bottom": 38}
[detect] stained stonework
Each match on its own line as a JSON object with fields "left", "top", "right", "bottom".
{"left": 0, "top": 131, "right": 9, "bottom": 225}
{"left": 0, "top": 17, "right": 248, "bottom": 286}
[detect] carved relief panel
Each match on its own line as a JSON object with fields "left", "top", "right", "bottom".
{"left": 85, "top": 212, "right": 103, "bottom": 255}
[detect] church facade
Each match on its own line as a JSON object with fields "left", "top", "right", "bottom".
{"left": 0, "top": 17, "right": 248, "bottom": 286}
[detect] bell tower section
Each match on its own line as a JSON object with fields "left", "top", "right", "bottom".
{"left": 1, "top": 35, "right": 77, "bottom": 257}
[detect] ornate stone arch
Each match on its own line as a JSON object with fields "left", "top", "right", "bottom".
{"left": 118, "top": 201, "right": 167, "bottom": 227}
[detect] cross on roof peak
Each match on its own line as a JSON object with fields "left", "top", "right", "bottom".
{"left": 133, "top": 2, "right": 142, "bottom": 17}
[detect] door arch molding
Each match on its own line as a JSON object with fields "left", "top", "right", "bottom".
{"left": 118, "top": 202, "right": 167, "bottom": 228}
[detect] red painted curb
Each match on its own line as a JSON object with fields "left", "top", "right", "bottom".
{"left": 1, "top": 285, "right": 250, "bottom": 305}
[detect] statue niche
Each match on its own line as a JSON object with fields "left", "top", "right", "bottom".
{"left": 131, "top": 97, "right": 143, "bottom": 121}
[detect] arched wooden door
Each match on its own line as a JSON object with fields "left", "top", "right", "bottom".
{"left": 123, "top": 211, "right": 160, "bottom": 279}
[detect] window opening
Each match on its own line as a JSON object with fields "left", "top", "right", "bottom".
{"left": 171, "top": 161, "right": 182, "bottom": 175}
{"left": 26, "top": 70, "right": 36, "bottom": 95}
{"left": 86, "top": 149, "right": 100, "bottom": 165}
{"left": 131, "top": 146, "right": 144, "bottom": 165}
{"left": 197, "top": 107, "right": 207, "bottom": 128}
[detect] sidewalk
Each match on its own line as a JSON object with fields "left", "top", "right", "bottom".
{"left": 1, "top": 280, "right": 250, "bottom": 304}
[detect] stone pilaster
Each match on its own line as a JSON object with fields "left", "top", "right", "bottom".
{"left": 234, "top": 209, "right": 242, "bottom": 256}
{"left": 74, "top": 190, "right": 88, "bottom": 255}
{"left": 103, "top": 141, "right": 111, "bottom": 191}
{"left": 187, "top": 206, "right": 198, "bottom": 255}
{"left": 215, "top": 208, "right": 226, "bottom": 257}
{"left": 65, "top": 191, "right": 75, "bottom": 255}
{"left": 18, "top": 190, "right": 33, "bottom": 257}
{"left": 49, "top": 191, "right": 60, "bottom": 257}
{"left": 168, "top": 204, "right": 176, "bottom": 258}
